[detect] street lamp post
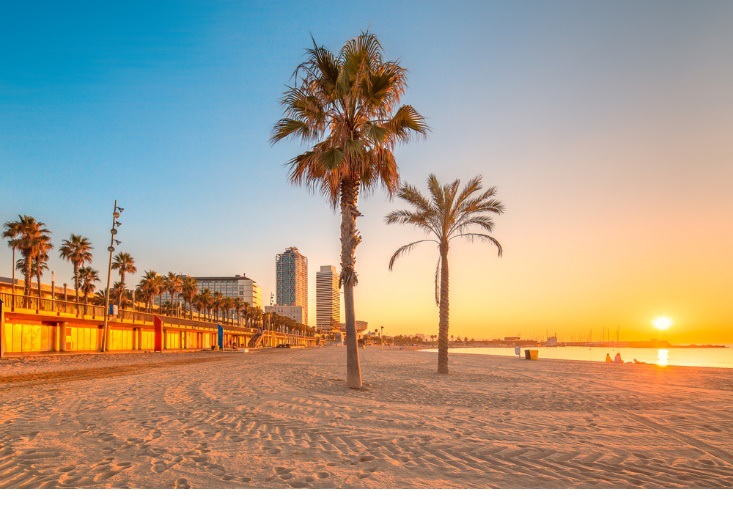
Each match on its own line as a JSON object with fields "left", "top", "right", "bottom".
{"left": 101, "top": 200, "right": 123, "bottom": 352}
{"left": 10, "top": 247, "right": 15, "bottom": 310}
{"left": 51, "top": 271, "right": 55, "bottom": 312}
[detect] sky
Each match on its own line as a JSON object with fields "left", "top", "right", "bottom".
{"left": 1, "top": 0, "right": 732, "bottom": 343}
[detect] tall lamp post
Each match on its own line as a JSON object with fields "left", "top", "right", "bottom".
{"left": 101, "top": 201, "right": 123, "bottom": 352}
{"left": 10, "top": 246, "right": 16, "bottom": 310}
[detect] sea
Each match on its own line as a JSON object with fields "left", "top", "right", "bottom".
{"left": 421, "top": 345, "right": 733, "bottom": 369}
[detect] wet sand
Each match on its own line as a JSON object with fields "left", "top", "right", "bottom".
{"left": 1, "top": 346, "right": 731, "bottom": 488}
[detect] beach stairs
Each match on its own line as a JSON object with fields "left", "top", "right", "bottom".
{"left": 248, "top": 333, "right": 264, "bottom": 348}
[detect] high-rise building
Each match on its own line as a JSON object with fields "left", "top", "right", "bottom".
{"left": 316, "top": 265, "right": 339, "bottom": 331}
{"left": 276, "top": 247, "right": 308, "bottom": 325}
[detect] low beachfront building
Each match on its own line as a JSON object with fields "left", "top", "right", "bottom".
{"left": 159, "top": 274, "right": 262, "bottom": 309}
{"left": 265, "top": 304, "right": 304, "bottom": 325}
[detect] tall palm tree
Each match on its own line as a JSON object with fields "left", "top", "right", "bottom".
{"left": 163, "top": 272, "right": 183, "bottom": 316}
{"left": 271, "top": 32, "right": 428, "bottom": 388}
{"left": 77, "top": 266, "right": 99, "bottom": 312}
{"left": 181, "top": 276, "right": 198, "bottom": 318}
{"left": 386, "top": 174, "right": 505, "bottom": 374}
{"left": 58, "top": 234, "right": 93, "bottom": 304}
{"left": 111, "top": 252, "right": 136, "bottom": 308}
{"left": 2, "top": 215, "right": 52, "bottom": 305}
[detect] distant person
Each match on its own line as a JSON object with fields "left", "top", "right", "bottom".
{"left": 614, "top": 352, "right": 623, "bottom": 363}
{"left": 605, "top": 353, "right": 612, "bottom": 363}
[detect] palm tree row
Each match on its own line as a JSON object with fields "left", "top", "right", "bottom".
{"left": 3, "top": 215, "right": 99, "bottom": 308}
{"left": 274, "top": 32, "right": 505, "bottom": 381}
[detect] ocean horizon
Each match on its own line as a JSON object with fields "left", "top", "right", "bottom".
{"left": 420, "top": 345, "right": 733, "bottom": 369}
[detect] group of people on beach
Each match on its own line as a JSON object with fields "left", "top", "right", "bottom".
{"left": 606, "top": 352, "right": 624, "bottom": 363}
{"left": 605, "top": 353, "right": 648, "bottom": 364}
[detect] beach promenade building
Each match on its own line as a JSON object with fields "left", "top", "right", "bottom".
{"left": 276, "top": 247, "right": 308, "bottom": 325}
{"left": 316, "top": 265, "right": 340, "bottom": 332}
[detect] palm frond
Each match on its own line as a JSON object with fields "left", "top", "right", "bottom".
{"left": 388, "top": 239, "right": 435, "bottom": 270}
{"left": 450, "top": 233, "right": 503, "bottom": 256}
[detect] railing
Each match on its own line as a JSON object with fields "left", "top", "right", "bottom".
{"left": 1, "top": 292, "right": 106, "bottom": 318}
{"left": 1, "top": 292, "right": 317, "bottom": 339}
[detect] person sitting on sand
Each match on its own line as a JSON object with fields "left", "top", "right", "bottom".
{"left": 614, "top": 352, "right": 623, "bottom": 363}
{"left": 605, "top": 353, "right": 612, "bottom": 363}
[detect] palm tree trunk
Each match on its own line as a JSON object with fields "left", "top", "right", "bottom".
{"left": 74, "top": 263, "right": 80, "bottom": 303}
{"left": 119, "top": 272, "right": 125, "bottom": 308}
{"left": 36, "top": 265, "right": 42, "bottom": 309}
{"left": 24, "top": 258, "right": 32, "bottom": 307}
{"left": 340, "top": 179, "right": 362, "bottom": 389}
{"left": 437, "top": 244, "right": 450, "bottom": 374}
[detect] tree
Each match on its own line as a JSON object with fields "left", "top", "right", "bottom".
{"left": 386, "top": 174, "right": 504, "bottom": 374}
{"left": 111, "top": 252, "right": 136, "bottom": 308}
{"left": 181, "top": 276, "right": 198, "bottom": 318}
{"left": 211, "top": 292, "right": 223, "bottom": 323}
{"left": 137, "top": 270, "right": 162, "bottom": 312}
{"left": 163, "top": 272, "right": 183, "bottom": 316}
{"left": 271, "top": 32, "right": 428, "bottom": 388}
{"left": 58, "top": 234, "right": 93, "bottom": 304}
{"left": 195, "top": 289, "right": 213, "bottom": 320}
{"left": 3, "top": 215, "right": 52, "bottom": 306}
{"left": 77, "top": 266, "right": 99, "bottom": 313}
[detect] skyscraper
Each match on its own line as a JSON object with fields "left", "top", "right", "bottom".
{"left": 276, "top": 247, "right": 308, "bottom": 325}
{"left": 316, "top": 265, "right": 340, "bottom": 332}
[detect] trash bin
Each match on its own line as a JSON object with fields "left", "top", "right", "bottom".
{"left": 524, "top": 349, "right": 531, "bottom": 360}
{"left": 529, "top": 349, "right": 539, "bottom": 360}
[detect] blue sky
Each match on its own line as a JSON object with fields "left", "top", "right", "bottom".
{"left": 2, "top": 1, "right": 732, "bottom": 340}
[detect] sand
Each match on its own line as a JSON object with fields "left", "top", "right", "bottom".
{"left": 0, "top": 345, "right": 731, "bottom": 488}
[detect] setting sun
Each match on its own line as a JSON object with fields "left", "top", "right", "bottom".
{"left": 653, "top": 316, "right": 673, "bottom": 331}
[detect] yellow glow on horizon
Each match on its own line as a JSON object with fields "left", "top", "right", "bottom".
{"left": 652, "top": 316, "right": 673, "bottom": 331}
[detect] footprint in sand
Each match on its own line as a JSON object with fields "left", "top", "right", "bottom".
{"left": 359, "top": 455, "right": 375, "bottom": 463}
{"left": 174, "top": 478, "right": 191, "bottom": 489}
{"left": 317, "top": 471, "right": 330, "bottom": 479}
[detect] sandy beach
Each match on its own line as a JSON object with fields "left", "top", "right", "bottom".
{"left": 1, "top": 346, "right": 731, "bottom": 488}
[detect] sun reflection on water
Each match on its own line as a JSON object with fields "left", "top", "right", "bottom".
{"left": 657, "top": 349, "right": 669, "bottom": 366}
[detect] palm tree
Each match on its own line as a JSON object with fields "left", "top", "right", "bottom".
{"left": 221, "top": 297, "right": 234, "bottom": 324}
{"left": 137, "top": 270, "right": 162, "bottom": 312}
{"left": 163, "top": 272, "right": 183, "bottom": 316}
{"left": 271, "top": 32, "right": 428, "bottom": 388}
{"left": 110, "top": 281, "right": 130, "bottom": 309}
{"left": 58, "top": 234, "right": 93, "bottom": 304}
{"left": 386, "top": 174, "right": 505, "bottom": 374}
{"left": 196, "top": 289, "right": 213, "bottom": 320}
{"left": 111, "top": 252, "right": 136, "bottom": 308}
{"left": 2, "top": 215, "right": 52, "bottom": 305}
{"left": 211, "top": 292, "right": 223, "bottom": 323}
{"left": 77, "top": 266, "right": 99, "bottom": 312}
{"left": 232, "top": 298, "right": 244, "bottom": 326}
{"left": 181, "top": 276, "right": 198, "bottom": 318}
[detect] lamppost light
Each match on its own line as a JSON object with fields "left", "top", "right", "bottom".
{"left": 115, "top": 221, "right": 122, "bottom": 227}
{"left": 113, "top": 212, "right": 120, "bottom": 219}
{"left": 110, "top": 228, "right": 117, "bottom": 235}
{"left": 117, "top": 207, "right": 124, "bottom": 212}
{"left": 108, "top": 246, "right": 115, "bottom": 252}
{"left": 114, "top": 239, "right": 121, "bottom": 245}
